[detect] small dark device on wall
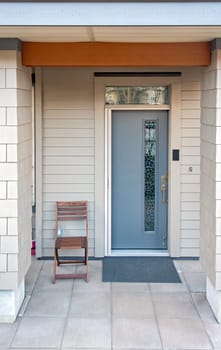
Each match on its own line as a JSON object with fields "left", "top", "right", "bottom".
{"left": 172, "top": 149, "right": 179, "bottom": 161}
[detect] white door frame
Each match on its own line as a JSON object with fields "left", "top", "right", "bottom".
{"left": 95, "top": 76, "right": 181, "bottom": 257}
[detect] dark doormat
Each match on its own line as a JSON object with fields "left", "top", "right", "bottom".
{"left": 102, "top": 256, "right": 181, "bottom": 283}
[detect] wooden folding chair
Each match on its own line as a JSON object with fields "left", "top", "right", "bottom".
{"left": 53, "top": 201, "right": 88, "bottom": 283}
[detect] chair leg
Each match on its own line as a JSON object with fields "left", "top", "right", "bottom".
{"left": 85, "top": 245, "right": 88, "bottom": 282}
{"left": 55, "top": 247, "right": 60, "bottom": 266}
{"left": 53, "top": 249, "right": 57, "bottom": 284}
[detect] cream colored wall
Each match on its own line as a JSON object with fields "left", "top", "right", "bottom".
{"left": 180, "top": 70, "right": 201, "bottom": 256}
{"left": 41, "top": 67, "right": 201, "bottom": 257}
{"left": 42, "top": 68, "right": 95, "bottom": 256}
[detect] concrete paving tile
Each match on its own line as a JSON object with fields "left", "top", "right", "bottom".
{"left": 205, "top": 323, "right": 221, "bottom": 349}
{"left": 34, "top": 273, "right": 73, "bottom": 293}
{"left": 192, "top": 292, "right": 217, "bottom": 324}
{"left": 150, "top": 282, "right": 188, "bottom": 293}
{"left": 69, "top": 291, "right": 111, "bottom": 318}
{"left": 112, "top": 292, "right": 154, "bottom": 318}
{"left": 25, "top": 258, "right": 43, "bottom": 294}
{"left": 0, "top": 320, "right": 19, "bottom": 348}
{"left": 158, "top": 318, "right": 212, "bottom": 349}
{"left": 87, "top": 259, "right": 102, "bottom": 273}
{"left": 11, "top": 317, "right": 65, "bottom": 348}
{"left": 14, "top": 259, "right": 218, "bottom": 350}
{"left": 112, "top": 282, "right": 149, "bottom": 293}
{"left": 183, "top": 272, "right": 207, "bottom": 292}
{"left": 173, "top": 259, "right": 182, "bottom": 271}
{"left": 152, "top": 292, "right": 199, "bottom": 319}
{"left": 62, "top": 318, "right": 111, "bottom": 348}
{"left": 112, "top": 318, "right": 162, "bottom": 349}
{"left": 25, "top": 290, "right": 71, "bottom": 317}
{"left": 74, "top": 271, "right": 111, "bottom": 292}
{"left": 62, "top": 348, "right": 110, "bottom": 350}
{"left": 38, "top": 260, "right": 54, "bottom": 275}
{"left": 40, "top": 260, "right": 77, "bottom": 277}
{"left": 178, "top": 260, "right": 204, "bottom": 273}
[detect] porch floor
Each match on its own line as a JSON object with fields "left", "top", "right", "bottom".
{"left": 1, "top": 258, "right": 221, "bottom": 350}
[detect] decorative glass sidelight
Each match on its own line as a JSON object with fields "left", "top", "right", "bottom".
{"left": 105, "top": 86, "right": 168, "bottom": 105}
{"left": 144, "top": 121, "right": 157, "bottom": 231}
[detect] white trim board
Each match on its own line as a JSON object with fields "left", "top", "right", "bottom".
{"left": 35, "top": 68, "right": 43, "bottom": 258}
{"left": 95, "top": 77, "right": 181, "bottom": 257}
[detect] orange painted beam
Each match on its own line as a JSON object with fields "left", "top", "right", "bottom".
{"left": 22, "top": 42, "right": 210, "bottom": 67}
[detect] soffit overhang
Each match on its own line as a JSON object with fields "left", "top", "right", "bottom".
{"left": 1, "top": 26, "right": 221, "bottom": 43}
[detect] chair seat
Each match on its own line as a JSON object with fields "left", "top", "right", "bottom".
{"left": 55, "top": 236, "right": 87, "bottom": 250}
{"left": 53, "top": 201, "right": 89, "bottom": 283}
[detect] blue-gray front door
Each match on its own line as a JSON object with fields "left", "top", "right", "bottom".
{"left": 111, "top": 110, "right": 168, "bottom": 249}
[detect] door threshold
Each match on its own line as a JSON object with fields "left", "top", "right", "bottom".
{"left": 109, "top": 250, "right": 169, "bottom": 257}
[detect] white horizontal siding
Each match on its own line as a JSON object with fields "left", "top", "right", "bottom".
{"left": 43, "top": 174, "right": 94, "bottom": 184}
{"left": 181, "top": 156, "right": 200, "bottom": 165}
{"left": 181, "top": 128, "right": 200, "bottom": 138}
{"left": 181, "top": 165, "right": 200, "bottom": 175}
{"left": 181, "top": 109, "right": 201, "bottom": 118}
{"left": 181, "top": 192, "right": 200, "bottom": 202}
{"left": 44, "top": 128, "right": 94, "bottom": 138}
{"left": 181, "top": 230, "right": 200, "bottom": 239}
{"left": 181, "top": 136, "right": 200, "bottom": 147}
{"left": 180, "top": 76, "right": 200, "bottom": 257}
{"left": 181, "top": 184, "right": 200, "bottom": 193}
{"left": 44, "top": 119, "right": 94, "bottom": 129}
{"left": 43, "top": 157, "right": 94, "bottom": 166}
{"left": 181, "top": 248, "right": 200, "bottom": 257}
{"left": 44, "top": 138, "right": 94, "bottom": 147}
{"left": 44, "top": 147, "right": 94, "bottom": 156}
{"left": 42, "top": 68, "right": 95, "bottom": 257}
{"left": 181, "top": 175, "right": 200, "bottom": 184}
{"left": 181, "top": 202, "right": 200, "bottom": 211}
{"left": 44, "top": 109, "right": 94, "bottom": 119}
{"left": 43, "top": 184, "right": 94, "bottom": 193}
{"left": 182, "top": 147, "right": 200, "bottom": 156}
{"left": 181, "top": 211, "right": 200, "bottom": 221}
{"left": 181, "top": 239, "right": 200, "bottom": 248}
{"left": 44, "top": 164, "right": 94, "bottom": 174}
{"left": 41, "top": 67, "right": 201, "bottom": 258}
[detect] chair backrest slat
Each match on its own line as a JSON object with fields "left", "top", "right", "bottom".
{"left": 55, "top": 201, "right": 88, "bottom": 238}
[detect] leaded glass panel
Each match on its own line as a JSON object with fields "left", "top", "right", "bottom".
{"left": 144, "top": 121, "right": 156, "bottom": 231}
{"left": 105, "top": 86, "right": 168, "bottom": 105}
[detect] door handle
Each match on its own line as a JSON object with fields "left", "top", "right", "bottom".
{"left": 161, "top": 175, "right": 168, "bottom": 204}
{"left": 161, "top": 183, "right": 166, "bottom": 204}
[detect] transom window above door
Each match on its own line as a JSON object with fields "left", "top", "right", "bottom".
{"left": 105, "top": 86, "right": 168, "bottom": 105}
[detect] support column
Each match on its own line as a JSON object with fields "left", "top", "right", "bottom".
{"left": 0, "top": 39, "right": 32, "bottom": 322}
{"left": 201, "top": 39, "right": 221, "bottom": 322}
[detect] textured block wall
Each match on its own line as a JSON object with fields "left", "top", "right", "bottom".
{"left": 0, "top": 50, "right": 32, "bottom": 289}
{"left": 201, "top": 50, "right": 221, "bottom": 288}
